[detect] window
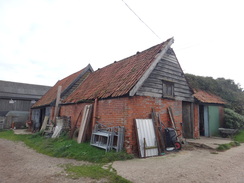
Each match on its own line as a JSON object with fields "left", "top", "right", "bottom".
{"left": 162, "top": 80, "right": 174, "bottom": 98}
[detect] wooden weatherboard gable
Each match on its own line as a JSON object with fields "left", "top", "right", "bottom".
{"left": 135, "top": 47, "right": 194, "bottom": 102}
{"left": 129, "top": 38, "right": 174, "bottom": 96}
{"left": 60, "top": 64, "right": 93, "bottom": 101}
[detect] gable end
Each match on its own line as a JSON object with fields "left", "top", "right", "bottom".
{"left": 129, "top": 38, "right": 174, "bottom": 96}
{"left": 136, "top": 49, "right": 194, "bottom": 102}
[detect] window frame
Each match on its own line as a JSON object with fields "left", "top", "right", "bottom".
{"left": 162, "top": 80, "right": 175, "bottom": 99}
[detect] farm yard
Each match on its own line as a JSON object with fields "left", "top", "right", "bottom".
{"left": 0, "top": 132, "right": 244, "bottom": 183}
{"left": 0, "top": 34, "right": 244, "bottom": 183}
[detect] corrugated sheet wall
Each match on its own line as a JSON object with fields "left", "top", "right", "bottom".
{"left": 135, "top": 119, "right": 158, "bottom": 158}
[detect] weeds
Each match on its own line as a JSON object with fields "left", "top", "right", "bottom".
{"left": 234, "top": 129, "right": 244, "bottom": 143}
{"left": 0, "top": 130, "right": 133, "bottom": 182}
{"left": 0, "top": 130, "right": 134, "bottom": 163}
{"left": 217, "top": 129, "right": 244, "bottom": 151}
{"left": 64, "top": 164, "right": 131, "bottom": 183}
{"left": 217, "top": 141, "right": 240, "bottom": 151}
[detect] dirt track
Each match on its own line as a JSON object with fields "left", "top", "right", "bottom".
{"left": 0, "top": 138, "right": 244, "bottom": 183}
{"left": 113, "top": 145, "right": 244, "bottom": 183}
{"left": 0, "top": 139, "right": 96, "bottom": 183}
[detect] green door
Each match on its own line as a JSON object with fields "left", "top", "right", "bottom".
{"left": 208, "top": 106, "right": 220, "bottom": 136}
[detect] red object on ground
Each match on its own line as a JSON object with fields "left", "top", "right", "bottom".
{"left": 26, "top": 121, "right": 33, "bottom": 132}
{"left": 11, "top": 122, "right": 15, "bottom": 129}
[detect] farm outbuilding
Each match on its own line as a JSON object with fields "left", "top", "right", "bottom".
{"left": 193, "top": 89, "right": 226, "bottom": 137}
{"left": 5, "top": 111, "right": 30, "bottom": 129}
{"left": 31, "top": 64, "right": 93, "bottom": 131}
{"left": 33, "top": 38, "right": 201, "bottom": 155}
{"left": 0, "top": 80, "right": 50, "bottom": 129}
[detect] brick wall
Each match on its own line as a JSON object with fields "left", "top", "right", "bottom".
{"left": 60, "top": 103, "right": 91, "bottom": 127}
{"left": 59, "top": 96, "right": 192, "bottom": 155}
{"left": 96, "top": 96, "right": 183, "bottom": 155}
{"left": 193, "top": 104, "right": 200, "bottom": 138}
{"left": 96, "top": 98, "right": 128, "bottom": 127}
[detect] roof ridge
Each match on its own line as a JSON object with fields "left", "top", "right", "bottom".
{"left": 32, "top": 64, "right": 93, "bottom": 108}
{"left": 63, "top": 37, "right": 175, "bottom": 102}
{"left": 194, "top": 89, "right": 226, "bottom": 104}
{"left": 94, "top": 40, "right": 171, "bottom": 72}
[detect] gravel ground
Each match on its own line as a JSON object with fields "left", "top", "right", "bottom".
{"left": 0, "top": 139, "right": 100, "bottom": 183}
{"left": 113, "top": 144, "right": 244, "bottom": 183}
{"left": 1, "top": 138, "right": 244, "bottom": 183}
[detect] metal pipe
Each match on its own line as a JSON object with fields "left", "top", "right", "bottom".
{"left": 92, "top": 98, "right": 98, "bottom": 129}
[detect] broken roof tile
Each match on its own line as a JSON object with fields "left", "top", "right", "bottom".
{"left": 194, "top": 89, "right": 226, "bottom": 104}
{"left": 64, "top": 38, "right": 173, "bottom": 103}
{"left": 32, "top": 65, "right": 92, "bottom": 108}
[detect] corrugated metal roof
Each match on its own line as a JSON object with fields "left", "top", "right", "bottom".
{"left": 135, "top": 119, "right": 158, "bottom": 158}
{"left": 0, "top": 80, "right": 50, "bottom": 100}
{"left": 6, "top": 111, "right": 29, "bottom": 117}
{"left": 32, "top": 65, "right": 92, "bottom": 108}
{"left": 64, "top": 38, "right": 173, "bottom": 103}
{"left": 194, "top": 90, "right": 226, "bottom": 104}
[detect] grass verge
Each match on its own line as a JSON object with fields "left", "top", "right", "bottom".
{"left": 0, "top": 130, "right": 133, "bottom": 182}
{"left": 0, "top": 130, "right": 133, "bottom": 163}
{"left": 217, "top": 129, "right": 244, "bottom": 151}
{"left": 216, "top": 141, "right": 240, "bottom": 151}
{"left": 64, "top": 164, "right": 131, "bottom": 183}
{"left": 234, "top": 129, "right": 244, "bottom": 143}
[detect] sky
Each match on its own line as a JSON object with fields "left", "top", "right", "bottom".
{"left": 0, "top": 0, "right": 243, "bottom": 89}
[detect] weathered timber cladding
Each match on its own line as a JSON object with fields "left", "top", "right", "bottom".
{"left": 45, "top": 107, "right": 51, "bottom": 116}
{"left": 136, "top": 50, "right": 193, "bottom": 102}
{"left": 62, "top": 71, "right": 91, "bottom": 100}
{"left": 31, "top": 109, "right": 40, "bottom": 127}
{"left": 0, "top": 99, "right": 33, "bottom": 111}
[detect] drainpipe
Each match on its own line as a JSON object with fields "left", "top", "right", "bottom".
{"left": 92, "top": 98, "right": 98, "bottom": 129}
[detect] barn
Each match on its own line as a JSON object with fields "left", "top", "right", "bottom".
{"left": 194, "top": 89, "right": 226, "bottom": 137}
{"left": 31, "top": 64, "right": 93, "bottom": 130}
{"left": 0, "top": 80, "right": 50, "bottom": 129}
{"left": 32, "top": 38, "right": 201, "bottom": 155}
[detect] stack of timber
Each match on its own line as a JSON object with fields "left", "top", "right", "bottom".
{"left": 40, "top": 116, "right": 53, "bottom": 136}
{"left": 151, "top": 108, "right": 165, "bottom": 153}
{"left": 69, "top": 109, "right": 83, "bottom": 139}
{"left": 167, "top": 107, "right": 182, "bottom": 141}
{"left": 42, "top": 116, "right": 71, "bottom": 138}
{"left": 52, "top": 118, "right": 64, "bottom": 138}
{"left": 77, "top": 104, "right": 93, "bottom": 143}
{"left": 40, "top": 116, "right": 49, "bottom": 132}
{"left": 167, "top": 107, "right": 176, "bottom": 129}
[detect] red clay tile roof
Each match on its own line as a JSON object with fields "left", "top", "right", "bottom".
{"left": 32, "top": 66, "right": 90, "bottom": 108}
{"left": 64, "top": 38, "right": 172, "bottom": 103}
{"left": 194, "top": 90, "right": 226, "bottom": 104}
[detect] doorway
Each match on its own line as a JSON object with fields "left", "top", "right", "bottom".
{"left": 199, "top": 105, "right": 220, "bottom": 137}
{"left": 182, "top": 102, "right": 193, "bottom": 138}
{"left": 199, "top": 105, "right": 209, "bottom": 136}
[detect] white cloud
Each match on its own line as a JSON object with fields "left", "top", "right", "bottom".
{"left": 0, "top": 0, "right": 243, "bottom": 88}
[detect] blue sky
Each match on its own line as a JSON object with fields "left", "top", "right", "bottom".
{"left": 0, "top": 0, "right": 243, "bottom": 88}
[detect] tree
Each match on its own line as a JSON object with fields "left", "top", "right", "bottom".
{"left": 185, "top": 74, "right": 244, "bottom": 115}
